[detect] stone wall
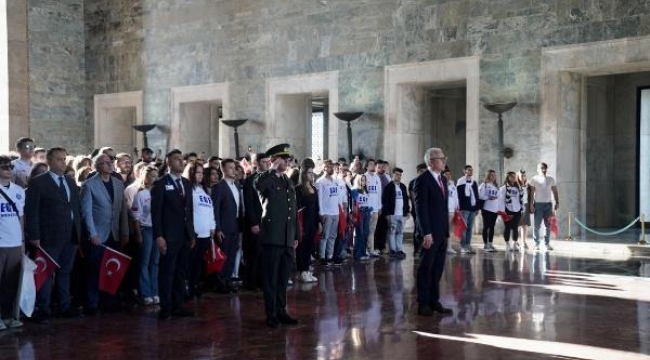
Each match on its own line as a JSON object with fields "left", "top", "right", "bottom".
{"left": 29, "top": 0, "right": 87, "bottom": 153}
{"left": 81, "top": 0, "right": 650, "bottom": 168}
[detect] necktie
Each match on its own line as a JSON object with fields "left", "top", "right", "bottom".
{"left": 175, "top": 178, "right": 184, "bottom": 197}
{"left": 59, "top": 176, "right": 68, "bottom": 202}
{"left": 438, "top": 175, "right": 446, "bottom": 195}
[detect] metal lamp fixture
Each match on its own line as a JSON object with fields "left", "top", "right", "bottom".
{"left": 484, "top": 102, "right": 517, "bottom": 183}
{"left": 333, "top": 112, "right": 363, "bottom": 162}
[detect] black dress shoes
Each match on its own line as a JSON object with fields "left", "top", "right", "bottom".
{"left": 417, "top": 305, "right": 434, "bottom": 317}
{"left": 266, "top": 317, "right": 280, "bottom": 328}
{"left": 277, "top": 314, "right": 299, "bottom": 325}
{"left": 432, "top": 303, "right": 453, "bottom": 315}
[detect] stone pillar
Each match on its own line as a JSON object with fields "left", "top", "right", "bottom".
{"left": 0, "top": 0, "right": 29, "bottom": 152}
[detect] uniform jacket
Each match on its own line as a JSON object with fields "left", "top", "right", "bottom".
{"left": 254, "top": 169, "right": 298, "bottom": 247}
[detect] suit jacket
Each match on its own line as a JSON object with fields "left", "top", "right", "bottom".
{"left": 254, "top": 169, "right": 298, "bottom": 247}
{"left": 243, "top": 173, "right": 262, "bottom": 228}
{"left": 212, "top": 179, "right": 242, "bottom": 235}
{"left": 25, "top": 172, "right": 82, "bottom": 246}
{"left": 151, "top": 174, "right": 194, "bottom": 243}
{"left": 414, "top": 171, "right": 449, "bottom": 241}
{"left": 381, "top": 181, "right": 410, "bottom": 216}
{"left": 80, "top": 175, "right": 129, "bottom": 243}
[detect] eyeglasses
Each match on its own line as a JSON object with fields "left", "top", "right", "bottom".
{"left": 21, "top": 144, "right": 35, "bottom": 150}
{"left": 430, "top": 157, "right": 448, "bottom": 162}
{"left": 0, "top": 164, "right": 14, "bottom": 170}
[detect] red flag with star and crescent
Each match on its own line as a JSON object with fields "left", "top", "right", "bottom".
{"left": 33, "top": 247, "right": 60, "bottom": 291}
{"left": 99, "top": 246, "right": 132, "bottom": 295}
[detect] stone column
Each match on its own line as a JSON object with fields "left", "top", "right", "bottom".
{"left": 0, "top": 0, "right": 29, "bottom": 152}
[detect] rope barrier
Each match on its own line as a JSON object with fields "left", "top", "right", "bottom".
{"left": 573, "top": 216, "right": 640, "bottom": 236}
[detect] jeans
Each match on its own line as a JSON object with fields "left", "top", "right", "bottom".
{"left": 387, "top": 215, "right": 404, "bottom": 252}
{"left": 460, "top": 211, "right": 476, "bottom": 248}
{"left": 367, "top": 212, "right": 379, "bottom": 253}
{"left": 533, "top": 202, "right": 553, "bottom": 245}
{"left": 354, "top": 208, "right": 371, "bottom": 259}
{"left": 319, "top": 215, "right": 339, "bottom": 260}
{"left": 139, "top": 226, "right": 160, "bottom": 299}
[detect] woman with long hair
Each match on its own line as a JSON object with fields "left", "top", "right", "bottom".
{"left": 295, "top": 166, "right": 320, "bottom": 283}
{"left": 351, "top": 174, "right": 372, "bottom": 260}
{"left": 130, "top": 165, "right": 159, "bottom": 305}
{"left": 203, "top": 166, "right": 221, "bottom": 192}
{"left": 183, "top": 161, "right": 216, "bottom": 299}
{"left": 499, "top": 171, "right": 523, "bottom": 251}
{"left": 479, "top": 170, "right": 499, "bottom": 252}
{"left": 517, "top": 170, "right": 531, "bottom": 250}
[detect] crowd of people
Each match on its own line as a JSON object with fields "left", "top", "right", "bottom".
{"left": 0, "top": 137, "right": 559, "bottom": 329}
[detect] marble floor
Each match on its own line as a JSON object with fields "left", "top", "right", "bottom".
{"left": 1, "top": 247, "right": 649, "bottom": 360}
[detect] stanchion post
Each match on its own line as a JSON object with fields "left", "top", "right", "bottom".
{"left": 639, "top": 213, "right": 648, "bottom": 245}
{"left": 564, "top": 211, "right": 573, "bottom": 241}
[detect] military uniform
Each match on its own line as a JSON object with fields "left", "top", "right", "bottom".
{"left": 254, "top": 144, "right": 299, "bottom": 327}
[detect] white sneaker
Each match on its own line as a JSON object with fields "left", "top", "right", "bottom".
{"left": 287, "top": 278, "right": 294, "bottom": 286}
{"left": 514, "top": 242, "right": 521, "bottom": 252}
{"left": 0, "top": 320, "right": 7, "bottom": 331}
{"left": 506, "top": 242, "right": 514, "bottom": 251}
{"left": 534, "top": 245, "right": 541, "bottom": 252}
{"left": 460, "top": 247, "right": 470, "bottom": 254}
{"left": 447, "top": 247, "right": 457, "bottom": 254}
{"left": 300, "top": 271, "right": 312, "bottom": 283}
{"left": 308, "top": 271, "right": 318, "bottom": 282}
{"left": 142, "top": 297, "right": 154, "bottom": 306}
{"left": 484, "top": 244, "right": 492, "bottom": 252}
{"left": 153, "top": 296, "right": 160, "bottom": 305}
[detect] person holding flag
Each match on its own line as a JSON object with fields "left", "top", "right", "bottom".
{"left": 80, "top": 154, "right": 130, "bottom": 315}
{"left": 0, "top": 155, "right": 25, "bottom": 329}
{"left": 25, "top": 147, "right": 83, "bottom": 323}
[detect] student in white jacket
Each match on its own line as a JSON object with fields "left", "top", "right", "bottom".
{"left": 498, "top": 172, "right": 523, "bottom": 252}
{"left": 442, "top": 168, "right": 459, "bottom": 254}
{"left": 478, "top": 170, "right": 499, "bottom": 252}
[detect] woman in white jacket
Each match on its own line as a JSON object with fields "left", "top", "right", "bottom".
{"left": 443, "top": 167, "right": 459, "bottom": 254}
{"left": 498, "top": 172, "right": 523, "bottom": 251}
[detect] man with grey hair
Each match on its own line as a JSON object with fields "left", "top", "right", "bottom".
{"left": 414, "top": 147, "right": 452, "bottom": 316}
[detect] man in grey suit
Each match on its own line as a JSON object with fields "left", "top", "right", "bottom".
{"left": 81, "top": 154, "right": 129, "bottom": 314}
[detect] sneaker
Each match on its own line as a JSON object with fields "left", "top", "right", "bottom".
{"left": 300, "top": 271, "right": 314, "bottom": 283}
{"left": 307, "top": 271, "right": 318, "bottom": 282}
{"left": 287, "top": 279, "right": 294, "bottom": 286}
{"left": 358, "top": 256, "right": 370, "bottom": 261}
{"left": 397, "top": 251, "right": 407, "bottom": 259}
{"left": 546, "top": 244, "right": 554, "bottom": 251}
{"left": 533, "top": 244, "right": 541, "bottom": 252}
{"left": 370, "top": 250, "right": 381, "bottom": 258}
{"left": 506, "top": 242, "right": 514, "bottom": 251}
{"left": 447, "top": 247, "right": 457, "bottom": 254}
{"left": 0, "top": 320, "right": 6, "bottom": 331}
{"left": 2, "top": 318, "right": 23, "bottom": 328}
{"left": 467, "top": 246, "right": 477, "bottom": 254}
{"left": 489, "top": 243, "right": 497, "bottom": 252}
{"left": 524, "top": 242, "right": 530, "bottom": 250}
{"left": 389, "top": 250, "right": 397, "bottom": 258}
{"left": 514, "top": 242, "right": 521, "bottom": 252}
{"left": 332, "top": 258, "right": 343, "bottom": 266}
{"left": 142, "top": 297, "right": 154, "bottom": 306}
{"left": 460, "top": 247, "right": 470, "bottom": 254}
{"left": 153, "top": 296, "right": 160, "bottom": 305}
{"left": 484, "top": 244, "right": 492, "bottom": 252}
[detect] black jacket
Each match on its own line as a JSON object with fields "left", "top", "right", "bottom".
{"left": 25, "top": 172, "right": 82, "bottom": 245}
{"left": 381, "top": 182, "right": 410, "bottom": 216}
{"left": 243, "top": 173, "right": 262, "bottom": 228}
{"left": 151, "top": 174, "right": 194, "bottom": 243}
{"left": 212, "top": 180, "right": 242, "bottom": 234}
{"left": 457, "top": 180, "right": 480, "bottom": 212}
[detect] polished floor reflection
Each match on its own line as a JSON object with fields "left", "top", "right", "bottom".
{"left": 2, "top": 247, "right": 650, "bottom": 360}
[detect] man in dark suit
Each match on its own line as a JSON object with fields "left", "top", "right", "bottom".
{"left": 414, "top": 147, "right": 453, "bottom": 317}
{"left": 254, "top": 144, "right": 300, "bottom": 328}
{"left": 242, "top": 153, "right": 270, "bottom": 291}
{"left": 212, "top": 158, "right": 243, "bottom": 292}
{"left": 25, "top": 147, "right": 83, "bottom": 322}
{"left": 151, "top": 149, "right": 195, "bottom": 320}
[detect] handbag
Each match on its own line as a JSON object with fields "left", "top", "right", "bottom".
{"left": 204, "top": 238, "right": 227, "bottom": 275}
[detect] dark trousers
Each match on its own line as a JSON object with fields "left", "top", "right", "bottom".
{"left": 481, "top": 210, "right": 498, "bottom": 244}
{"left": 86, "top": 238, "right": 119, "bottom": 309}
{"left": 296, "top": 226, "right": 316, "bottom": 272}
{"left": 416, "top": 238, "right": 447, "bottom": 306}
{"left": 260, "top": 245, "right": 294, "bottom": 320}
{"left": 219, "top": 232, "right": 240, "bottom": 281}
{"left": 503, "top": 210, "right": 522, "bottom": 242}
{"left": 188, "top": 237, "right": 210, "bottom": 295}
{"left": 374, "top": 214, "right": 388, "bottom": 251}
{"left": 242, "top": 231, "right": 261, "bottom": 289}
{"left": 0, "top": 246, "right": 22, "bottom": 318}
{"left": 158, "top": 239, "right": 190, "bottom": 312}
{"left": 36, "top": 241, "right": 77, "bottom": 314}
{"left": 412, "top": 213, "right": 423, "bottom": 255}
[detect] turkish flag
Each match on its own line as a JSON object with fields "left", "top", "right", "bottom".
{"left": 453, "top": 211, "right": 467, "bottom": 240}
{"left": 338, "top": 204, "right": 347, "bottom": 239}
{"left": 297, "top": 207, "right": 305, "bottom": 243}
{"left": 99, "top": 246, "right": 132, "bottom": 295}
{"left": 549, "top": 215, "right": 559, "bottom": 238}
{"left": 33, "top": 248, "right": 60, "bottom": 291}
{"left": 498, "top": 211, "right": 514, "bottom": 223}
{"left": 204, "top": 239, "right": 226, "bottom": 275}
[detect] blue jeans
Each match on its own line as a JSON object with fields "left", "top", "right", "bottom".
{"left": 533, "top": 202, "right": 553, "bottom": 245}
{"left": 139, "top": 226, "right": 159, "bottom": 299}
{"left": 354, "top": 208, "right": 371, "bottom": 259}
{"left": 387, "top": 215, "right": 405, "bottom": 252}
{"left": 460, "top": 211, "right": 476, "bottom": 247}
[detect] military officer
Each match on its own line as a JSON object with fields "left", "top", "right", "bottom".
{"left": 254, "top": 144, "right": 300, "bottom": 328}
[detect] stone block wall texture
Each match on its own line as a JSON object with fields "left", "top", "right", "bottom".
{"left": 28, "top": 0, "right": 650, "bottom": 164}
{"left": 29, "top": 0, "right": 87, "bottom": 154}
{"left": 79, "top": 0, "right": 650, "bottom": 164}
